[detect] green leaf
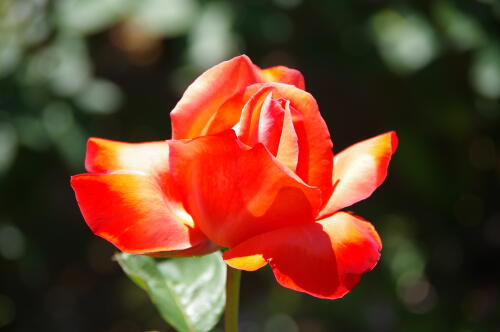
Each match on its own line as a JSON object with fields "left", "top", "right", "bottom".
{"left": 115, "top": 252, "right": 226, "bottom": 332}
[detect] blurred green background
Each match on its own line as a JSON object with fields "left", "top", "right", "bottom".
{"left": 1, "top": 0, "right": 499, "bottom": 331}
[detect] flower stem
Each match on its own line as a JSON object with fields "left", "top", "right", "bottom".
{"left": 225, "top": 266, "right": 241, "bottom": 332}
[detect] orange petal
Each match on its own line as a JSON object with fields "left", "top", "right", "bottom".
{"left": 170, "top": 55, "right": 261, "bottom": 139}
{"left": 71, "top": 173, "right": 206, "bottom": 253}
{"left": 319, "top": 131, "right": 398, "bottom": 218}
{"left": 236, "top": 87, "right": 300, "bottom": 172}
{"left": 168, "top": 130, "right": 322, "bottom": 247}
{"left": 84, "top": 138, "right": 186, "bottom": 224}
{"left": 256, "top": 97, "right": 287, "bottom": 155}
{"left": 242, "top": 83, "right": 334, "bottom": 201}
{"left": 223, "top": 212, "right": 382, "bottom": 299}
{"left": 274, "top": 101, "right": 300, "bottom": 172}
{"left": 75, "top": 138, "right": 211, "bottom": 255}
{"left": 85, "top": 137, "right": 169, "bottom": 174}
{"left": 236, "top": 87, "right": 300, "bottom": 168}
{"left": 259, "top": 65, "right": 306, "bottom": 90}
{"left": 235, "top": 86, "right": 275, "bottom": 146}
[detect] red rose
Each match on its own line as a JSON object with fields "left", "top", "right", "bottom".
{"left": 71, "top": 55, "right": 397, "bottom": 299}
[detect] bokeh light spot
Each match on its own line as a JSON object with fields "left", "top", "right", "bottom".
{"left": 371, "top": 9, "right": 439, "bottom": 74}
{"left": 0, "top": 224, "right": 26, "bottom": 260}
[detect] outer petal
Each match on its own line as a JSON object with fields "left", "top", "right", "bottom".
{"left": 74, "top": 138, "right": 212, "bottom": 255}
{"left": 319, "top": 131, "right": 398, "bottom": 218}
{"left": 223, "top": 212, "right": 382, "bottom": 299}
{"left": 71, "top": 173, "right": 206, "bottom": 253}
{"left": 85, "top": 137, "right": 170, "bottom": 174}
{"left": 168, "top": 130, "right": 322, "bottom": 248}
{"left": 242, "top": 83, "right": 334, "bottom": 202}
{"left": 170, "top": 56, "right": 308, "bottom": 140}
{"left": 170, "top": 55, "right": 261, "bottom": 139}
{"left": 258, "top": 65, "right": 306, "bottom": 90}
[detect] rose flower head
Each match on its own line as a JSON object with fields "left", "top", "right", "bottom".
{"left": 71, "top": 55, "right": 397, "bottom": 299}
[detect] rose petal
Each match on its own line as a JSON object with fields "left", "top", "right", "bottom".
{"left": 319, "top": 131, "right": 398, "bottom": 218}
{"left": 274, "top": 101, "right": 300, "bottom": 172}
{"left": 259, "top": 65, "right": 306, "bottom": 90}
{"left": 84, "top": 139, "right": 187, "bottom": 221}
{"left": 236, "top": 86, "right": 275, "bottom": 147}
{"left": 236, "top": 88, "right": 300, "bottom": 172}
{"left": 241, "top": 83, "right": 334, "bottom": 201}
{"left": 168, "top": 130, "right": 322, "bottom": 247}
{"left": 170, "top": 55, "right": 261, "bottom": 139}
{"left": 71, "top": 172, "right": 206, "bottom": 253}
{"left": 257, "top": 97, "right": 286, "bottom": 154}
{"left": 76, "top": 138, "right": 210, "bottom": 255}
{"left": 170, "top": 56, "right": 308, "bottom": 139}
{"left": 85, "top": 137, "right": 170, "bottom": 174}
{"left": 223, "top": 212, "right": 382, "bottom": 299}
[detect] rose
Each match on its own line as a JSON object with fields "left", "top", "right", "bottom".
{"left": 71, "top": 56, "right": 397, "bottom": 299}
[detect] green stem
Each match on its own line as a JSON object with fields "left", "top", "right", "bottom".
{"left": 225, "top": 266, "right": 241, "bottom": 332}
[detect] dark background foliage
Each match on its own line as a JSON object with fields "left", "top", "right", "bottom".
{"left": 1, "top": 0, "right": 499, "bottom": 331}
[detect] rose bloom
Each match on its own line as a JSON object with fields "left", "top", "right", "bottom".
{"left": 71, "top": 56, "right": 397, "bottom": 299}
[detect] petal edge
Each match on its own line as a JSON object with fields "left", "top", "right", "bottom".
{"left": 319, "top": 131, "right": 398, "bottom": 218}
{"left": 168, "top": 130, "right": 322, "bottom": 247}
{"left": 223, "top": 212, "right": 382, "bottom": 299}
{"left": 71, "top": 172, "right": 206, "bottom": 254}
